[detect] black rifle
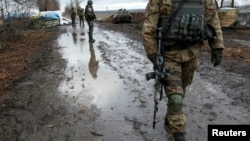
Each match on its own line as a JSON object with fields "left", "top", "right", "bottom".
{"left": 145, "top": 27, "right": 168, "bottom": 129}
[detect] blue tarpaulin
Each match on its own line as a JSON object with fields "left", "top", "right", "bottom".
{"left": 41, "top": 12, "right": 59, "bottom": 20}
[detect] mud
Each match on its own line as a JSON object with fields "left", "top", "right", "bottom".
{"left": 0, "top": 20, "right": 250, "bottom": 141}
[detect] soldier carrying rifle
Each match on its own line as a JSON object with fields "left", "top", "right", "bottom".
{"left": 142, "top": 0, "right": 224, "bottom": 141}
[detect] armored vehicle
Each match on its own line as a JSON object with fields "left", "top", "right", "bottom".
{"left": 113, "top": 8, "right": 132, "bottom": 24}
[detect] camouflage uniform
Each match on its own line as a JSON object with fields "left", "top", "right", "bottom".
{"left": 78, "top": 7, "right": 85, "bottom": 27}
{"left": 142, "top": 0, "right": 224, "bottom": 140}
{"left": 71, "top": 7, "right": 77, "bottom": 25}
{"left": 85, "top": 0, "right": 96, "bottom": 42}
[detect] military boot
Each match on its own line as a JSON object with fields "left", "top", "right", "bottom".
{"left": 165, "top": 118, "right": 186, "bottom": 141}
{"left": 173, "top": 133, "right": 186, "bottom": 141}
{"left": 89, "top": 38, "right": 95, "bottom": 42}
{"left": 88, "top": 32, "right": 95, "bottom": 42}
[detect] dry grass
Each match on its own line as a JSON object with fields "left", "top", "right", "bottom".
{"left": 96, "top": 14, "right": 113, "bottom": 22}
{"left": 0, "top": 28, "right": 54, "bottom": 93}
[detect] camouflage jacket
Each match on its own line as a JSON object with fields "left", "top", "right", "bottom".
{"left": 85, "top": 5, "right": 96, "bottom": 20}
{"left": 71, "top": 8, "right": 77, "bottom": 15}
{"left": 142, "top": 0, "right": 224, "bottom": 56}
{"left": 79, "top": 8, "right": 85, "bottom": 17}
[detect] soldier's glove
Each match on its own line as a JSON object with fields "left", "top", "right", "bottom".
{"left": 211, "top": 48, "right": 223, "bottom": 67}
{"left": 147, "top": 53, "right": 157, "bottom": 69}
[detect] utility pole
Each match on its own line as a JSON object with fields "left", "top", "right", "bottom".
{"left": 220, "top": 0, "right": 224, "bottom": 8}
{"left": 231, "top": 0, "right": 235, "bottom": 7}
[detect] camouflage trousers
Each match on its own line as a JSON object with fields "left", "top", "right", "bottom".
{"left": 71, "top": 14, "right": 76, "bottom": 25}
{"left": 79, "top": 16, "right": 84, "bottom": 27}
{"left": 86, "top": 19, "right": 94, "bottom": 40}
{"left": 163, "top": 42, "right": 202, "bottom": 134}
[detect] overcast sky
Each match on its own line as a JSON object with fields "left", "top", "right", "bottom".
{"left": 59, "top": 0, "right": 148, "bottom": 11}
{"left": 59, "top": 0, "right": 248, "bottom": 11}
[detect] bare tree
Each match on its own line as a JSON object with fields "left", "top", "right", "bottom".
{"left": 0, "top": 0, "right": 38, "bottom": 48}
{"left": 69, "top": 0, "right": 84, "bottom": 16}
{"left": 0, "top": 0, "right": 37, "bottom": 21}
{"left": 63, "top": 4, "right": 72, "bottom": 17}
{"left": 219, "top": 0, "right": 249, "bottom": 8}
{"left": 231, "top": 0, "right": 235, "bottom": 7}
{"left": 66, "top": 0, "right": 84, "bottom": 16}
{"left": 220, "top": 0, "right": 224, "bottom": 8}
{"left": 73, "top": 0, "right": 84, "bottom": 8}
{"left": 37, "top": 0, "right": 60, "bottom": 11}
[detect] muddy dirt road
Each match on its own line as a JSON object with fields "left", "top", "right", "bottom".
{"left": 0, "top": 22, "right": 250, "bottom": 141}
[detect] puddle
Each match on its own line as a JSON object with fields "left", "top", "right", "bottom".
{"left": 57, "top": 25, "right": 129, "bottom": 109}
{"left": 56, "top": 24, "right": 168, "bottom": 140}
{"left": 57, "top": 25, "right": 139, "bottom": 121}
{"left": 231, "top": 39, "right": 250, "bottom": 47}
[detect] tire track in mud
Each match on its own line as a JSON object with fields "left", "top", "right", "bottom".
{"left": 96, "top": 24, "right": 250, "bottom": 141}
{"left": 183, "top": 52, "right": 250, "bottom": 141}
{"left": 93, "top": 29, "right": 169, "bottom": 141}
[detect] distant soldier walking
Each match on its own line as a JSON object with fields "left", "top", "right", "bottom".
{"left": 71, "top": 7, "right": 77, "bottom": 25}
{"left": 78, "top": 7, "right": 85, "bottom": 27}
{"left": 85, "top": 0, "right": 96, "bottom": 42}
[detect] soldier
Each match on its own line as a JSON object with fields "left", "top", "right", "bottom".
{"left": 71, "top": 7, "right": 77, "bottom": 25}
{"left": 78, "top": 7, "right": 85, "bottom": 27}
{"left": 142, "top": 0, "right": 224, "bottom": 141}
{"left": 85, "top": 0, "right": 96, "bottom": 42}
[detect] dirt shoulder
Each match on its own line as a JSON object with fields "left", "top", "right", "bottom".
{"left": 0, "top": 27, "right": 64, "bottom": 95}
{"left": 0, "top": 26, "right": 68, "bottom": 141}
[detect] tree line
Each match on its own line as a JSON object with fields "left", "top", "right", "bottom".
{"left": 218, "top": 0, "right": 250, "bottom": 8}
{"left": 0, "top": 0, "right": 60, "bottom": 20}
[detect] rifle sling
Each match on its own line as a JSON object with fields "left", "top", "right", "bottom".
{"left": 166, "top": 0, "right": 187, "bottom": 31}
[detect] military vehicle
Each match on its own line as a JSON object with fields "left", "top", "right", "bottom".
{"left": 112, "top": 8, "right": 132, "bottom": 24}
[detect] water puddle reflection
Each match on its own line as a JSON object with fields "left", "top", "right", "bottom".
{"left": 56, "top": 24, "right": 167, "bottom": 140}
{"left": 231, "top": 39, "right": 250, "bottom": 47}
{"left": 57, "top": 25, "right": 126, "bottom": 109}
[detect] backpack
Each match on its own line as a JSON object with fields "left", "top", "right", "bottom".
{"left": 79, "top": 8, "right": 84, "bottom": 17}
{"left": 159, "top": 0, "right": 207, "bottom": 42}
{"left": 71, "top": 8, "right": 77, "bottom": 15}
{"left": 85, "top": 5, "right": 95, "bottom": 19}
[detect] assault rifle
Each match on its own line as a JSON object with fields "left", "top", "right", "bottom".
{"left": 145, "top": 27, "right": 168, "bottom": 129}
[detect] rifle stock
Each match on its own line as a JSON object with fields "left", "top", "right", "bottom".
{"left": 145, "top": 28, "right": 168, "bottom": 129}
